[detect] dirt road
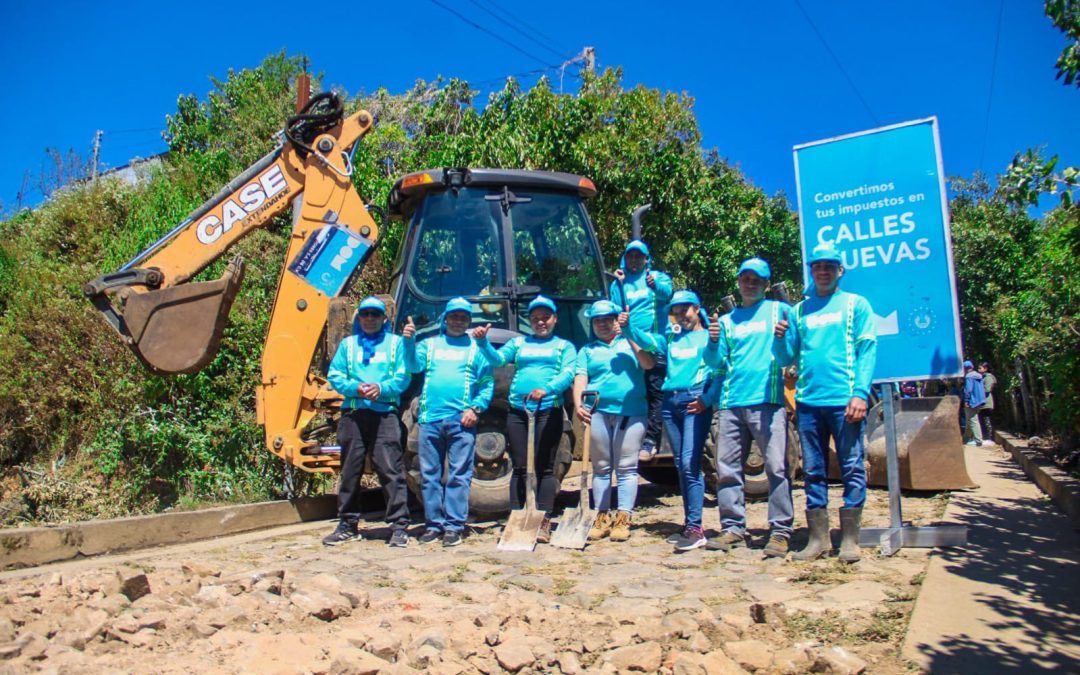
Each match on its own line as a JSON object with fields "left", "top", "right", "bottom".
{"left": 0, "top": 473, "right": 946, "bottom": 674}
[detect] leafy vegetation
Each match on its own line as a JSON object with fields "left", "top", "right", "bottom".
{"left": 0, "top": 48, "right": 1076, "bottom": 523}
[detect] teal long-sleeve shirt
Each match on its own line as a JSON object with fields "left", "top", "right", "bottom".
{"left": 662, "top": 329, "right": 714, "bottom": 391}
{"left": 703, "top": 299, "right": 786, "bottom": 409}
{"left": 404, "top": 334, "right": 494, "bottom": 424}
{"left": 609, "top": 270, "right": 673, "bottom": 335}
{"left": 477, "top": 335, "right": 576, "bottom": 411}
{"left": 772, "top": 290, "right": 877, "bottom": 407}
{"left": 327, "top": 333, "right": 411, "bottom": 412}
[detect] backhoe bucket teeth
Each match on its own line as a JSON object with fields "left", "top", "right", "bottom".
{"left": 122, "top": 259, "right": 245, "bottom": 374}
{"left": 828, "top": 396, "right": 977, "bottom": 490}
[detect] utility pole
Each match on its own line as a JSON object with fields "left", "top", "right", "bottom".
{"left": 583, "top": 46, "right": 596, "bottom": 73}
{"left": 90, "top": 130, "right": 103, "bottom": 183}
{"left": 560, "top": 47, "right": 597, "bottom": 93}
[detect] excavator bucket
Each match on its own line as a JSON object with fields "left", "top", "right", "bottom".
{"left": 828, "top": 395, "right": 977, "bottom": 490}
{"left": 121, "top": 259, "right": 245, "bottom": 374}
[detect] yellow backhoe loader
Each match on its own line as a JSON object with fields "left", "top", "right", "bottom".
{"left": 84, "top": 91, "right": 376, "bottom": 474}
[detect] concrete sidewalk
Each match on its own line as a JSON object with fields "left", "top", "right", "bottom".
{"left": 904, "top": 443, "right": 1080, "bottom": 672}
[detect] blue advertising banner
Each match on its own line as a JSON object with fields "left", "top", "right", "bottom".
{"left": 793, "top": 117, "right": 963, "bottom": 382}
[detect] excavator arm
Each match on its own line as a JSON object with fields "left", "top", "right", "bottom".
{"left": 84, "top": 92, "right": 378, "bottom": 473}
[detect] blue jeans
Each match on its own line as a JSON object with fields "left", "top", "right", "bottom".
{"left": 418, "top": 417, "right": 476, "bottom": 532}
{"left": 796, "top": 403, "right": 867, "bottom": 510}
{"left": 662, "top": 387, "right": 710, "bottom": 528}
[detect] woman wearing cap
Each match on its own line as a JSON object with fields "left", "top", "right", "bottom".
{"left": 324, "top": 297, "right": 413, "bottom": 547}
{"left": 473, "top": 296, "right": 577, "bottom": 543}
{"left": 403, "top": 297, "right": 494, "bottom": 547}
{"left": 648, "top": 290, "right": 716, "bottom": 552}
{"left": 574, "top": 300, "right": 660, "bottom": 542}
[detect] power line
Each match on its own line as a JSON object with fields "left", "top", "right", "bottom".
{"left": 466, "top": 0, "right": 570, "bottom": 61}
{"left": 980, "top": 0, "right": 1005, "bottom": 170}
{"left": 429, "top": 0, "right": 552, "bottom": 68}
{"left": 472, "top": 0, "right": 569, "bottom": 58}
{"left": 794, "top": 0, "right": 879, "bottom": 126}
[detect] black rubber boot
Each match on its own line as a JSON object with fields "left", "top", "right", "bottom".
{"left": 838, "top": 507, "right": 863, "bottom": 563}
{"left": 792, "top": 508, "right": 830, "bottom": 561}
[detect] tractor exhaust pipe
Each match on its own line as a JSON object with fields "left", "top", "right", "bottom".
{"left": 631, "top": 203, "right": 651, "bottom": 241}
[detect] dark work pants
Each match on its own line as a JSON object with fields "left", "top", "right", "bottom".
{"left": 506, "top": 407, "right": 564, "bottom": 514}
{"left": 337, "top": 408, "right": 410, "bottom": 529}
{"left": 644, "top": 355, "right": 667, "bottom": 450}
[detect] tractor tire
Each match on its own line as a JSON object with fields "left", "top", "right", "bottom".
{"left": 702, "top": 408, "right": 802, "bottom": 500}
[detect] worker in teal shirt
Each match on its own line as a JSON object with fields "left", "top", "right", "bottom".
{"left": 700, "top": 258, "right": 793, "bottom": 559}
{"left": 774, "top": 243, "right": 877, "bottom": 563}
{"left": 403, "top": 297, "right": 494, "bottom": 547}
{"left": 473, "top": 295, "right": 576, "bottom": 543}
{"left": 324, "top": 296, "right": 413, "bottom": 548}
{"left": 609, "top": 240, "right": 673, "bottom": 461}
{"left": 573, "top": 300, "right": 659, "bottom": 543}
{"left": 644, "top": 290, "right": 715, "bottom": 553}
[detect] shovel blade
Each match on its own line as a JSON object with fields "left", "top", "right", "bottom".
{"left": 549, "top": 506, "right": 595, "bottom": 550}
{"left": 497, "top": 507, "right": 544, "bottom": 552}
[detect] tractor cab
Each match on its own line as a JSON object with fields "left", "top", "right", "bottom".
{"left": 387, "top": 168, "right": 606, "bottom": 344}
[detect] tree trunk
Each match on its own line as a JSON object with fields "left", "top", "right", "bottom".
{"left": 1016, "top": 358, "right": 1035, "bottom": 434}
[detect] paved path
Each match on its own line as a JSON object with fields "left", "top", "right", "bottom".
{"left": 904, "top": 442, "right": 1080, "bottom": 672}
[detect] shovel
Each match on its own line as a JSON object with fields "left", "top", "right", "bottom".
{"left": 550, "top": 390, "right": 600, "bottom": 549}
{"left": 497, "top": 402, "right": 545, "bottom": 551}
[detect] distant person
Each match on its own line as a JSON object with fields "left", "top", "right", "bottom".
{"left": 323, "top": 297, "right": 412, "bottom": 547}
{"left": 574, "top": 300, "right": 658, "bottom": 542}
{"left": 403, "top": 297, "right": 494, "bottom": 547}
{"left": 473, "top": 296, "right": 577, "bottom": 544}
{"left": 701, "top": 258, "right": 794, "bottom": 558}
{"left": 978, "top": 362, "right": 997, "bottom": 442}
{"left": 774, "top": 243, "right": 877, "bottom": 563}
{"left": 609, "top": 240, "right": 673, "bottom": 462}
{"left": 962, "top": 360, "right": 987, "bottom": 447}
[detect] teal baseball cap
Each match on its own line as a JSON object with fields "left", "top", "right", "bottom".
{"left": 444, "top": 297, "right": 474, "bottom": 315}
{"left": 737, "top": 257, "right": 771, "bottom": 280}
{"left": 586, "top": 299, "right": 621, "bottom": 318}
{"left": 808, "top": 243, "right": 843, "bottom": 265}
{"left": 667, "top": 289, "right": 702, "bottom": 312}
{"left": 527, "top": 295, "right": 557, "bottom": 315}
{"left": 357, "top": 296, "right": 387, "bottom": 314}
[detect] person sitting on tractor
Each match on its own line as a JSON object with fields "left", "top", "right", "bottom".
{"left": 574, "top": 300, "right": 659, "bottom": 542}
{"left": 773, "top": 243, "right": 877, "bottom": 563}
{"left": 699, "top": 258, "right": 794, "bottom": 559}
{"left": 473, "top": 295, "right": 577, "bottom": 544}
{"left": 403, "top": 297, "right": 494, "bottom": 547}
{"left": 324, "top": 297, "right": 413, "bottom": 547}
{"left": 609, "top": 241, "right": 673, "bottom": 462}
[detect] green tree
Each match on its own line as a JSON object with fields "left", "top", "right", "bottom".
{"left": 1046, "top": 0, "right": 1080, "bottom": 87}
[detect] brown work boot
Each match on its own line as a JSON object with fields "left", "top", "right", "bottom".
{"left": 609, "top": 511, "right": 632, "bottom": 541}
{"left": 705, "top": 531, "right": 745, "bottom": 551}
{"left": 537, "top": 517, "right": 552, "bottom": 544}
{"left": 762, "top": 534, "right": 789, "bottom": 559}
{"left": 589, "top": 511, "right": 612, "bottom": 540}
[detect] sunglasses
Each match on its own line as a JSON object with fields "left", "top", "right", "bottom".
{"left": 358, "top": 310, "right": 384, "bottom": 318}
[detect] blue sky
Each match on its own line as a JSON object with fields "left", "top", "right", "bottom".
{"left": 1, "top": 1, "right": 1075, "bottom": 213}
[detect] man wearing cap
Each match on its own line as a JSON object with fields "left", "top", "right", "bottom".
{"left": 324, "top": 297, "right": 413, "bottom": 547}
{"left": 774, "top": 243, "right": 877, "bottom": 563}
{"left": 610, "top": 240, "right": 673, "bottom": 462}
{"left": 700, "top": 258, "right": 794, "bottom": 558}
{"left": 473, "top": 296, "right": 577, "bottom": 543}
{"left": 403, "top": 297, "right": 494, "bottom": 547}
{"left": 962, "top": 360, "right": 987, "bottom": 447}
{"left": 574, "top": 299, "right": 660, "bottom": 542}
{"left": 643, "top": 289, "right": 715, "bottom": 552}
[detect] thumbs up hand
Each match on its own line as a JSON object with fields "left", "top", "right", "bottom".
{"left": 709, "top": 313, "right": 720, "bottom": 343}
{"left": 472, "top": 323, "right": 492, "bottom": 340}
{"left": 774, "top": 309, "right": 789, "bottom": 339}
{"left": 402, "top": 316, "right": 416, "bottom": 339}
